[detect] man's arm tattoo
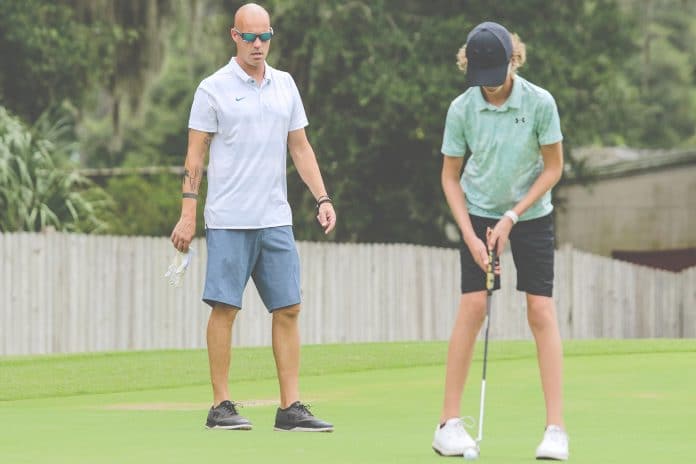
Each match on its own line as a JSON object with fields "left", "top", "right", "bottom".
{"left": 182, "top": 167, "right": 202, "bottom": 193}
{"left": 181, "top": 134, "right": 210, "bottom": 192}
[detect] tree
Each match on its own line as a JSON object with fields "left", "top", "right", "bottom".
{"left": 5, "top": 0, "right": 689, "bottom": 243}
{"left": 625, "top": 0, "right": 696, "bottom": 147}
{"left": 77, "top": 0, "right": 228, "bottom": 168}
{"left": 0, "top": 0, "right": 116, "bottom": 122}
{"left": 87, "top": 0, "right": 649, "bottom": 243}
{"left": 69, "top": 0, "right": 175, "bottom": 158}
{"left": 267, "top": 0, "right": 644, "bottom": 245}
{"left": 103, "top": 173, "right": 207, "bottom": 236}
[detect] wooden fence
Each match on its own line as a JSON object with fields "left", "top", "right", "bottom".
{"left": 1, "top": 232, "right": 693, "bottom": 355}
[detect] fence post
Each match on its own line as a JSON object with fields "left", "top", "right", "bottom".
{"left": 682, "top": 266, "right": 696, "bottom": 337}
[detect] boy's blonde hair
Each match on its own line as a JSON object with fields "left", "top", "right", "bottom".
{"left": 456, "top": 32, "right": 526, "bottom": 74}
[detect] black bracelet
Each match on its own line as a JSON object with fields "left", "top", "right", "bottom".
{"left": 315, "top": 195, "right": 332, "bottom": 211}
{"left": 182, "top": 192, "right": 198, "bottom": 200}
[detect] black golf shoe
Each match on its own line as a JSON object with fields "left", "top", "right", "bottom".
{"left": 274, "top": 401, "right": 334, "bottom": 432}
{"left": 205, "top": 400, "right": 252, "bottom": 430}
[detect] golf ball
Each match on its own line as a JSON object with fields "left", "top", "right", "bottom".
{"left": 463, "top": 448, "right": 479, "bottom": 460}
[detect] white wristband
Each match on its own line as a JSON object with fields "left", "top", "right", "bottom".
{"left": 504, "top": 210, "right": 519, "bottom": 225}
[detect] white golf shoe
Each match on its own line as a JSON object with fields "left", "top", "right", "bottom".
{"left": 535, "top": 425, "right": 569, "bottom": 460}
{"left": 432, "top": 418, "right": 478, "bottom": 456}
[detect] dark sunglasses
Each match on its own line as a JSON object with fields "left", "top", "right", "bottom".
{"left": 233, "top": 27, "right": 274, "bottom": 43}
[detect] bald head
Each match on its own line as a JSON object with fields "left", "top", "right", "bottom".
{"left": 234, "top": 3, "right": 270, "bottom": 30}
{"left": 231, "top": 3, "right": 272, "bottom": 74}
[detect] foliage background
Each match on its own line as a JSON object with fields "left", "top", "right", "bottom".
{"left": 1, "top": 0, "right": 694, "bottom": 243}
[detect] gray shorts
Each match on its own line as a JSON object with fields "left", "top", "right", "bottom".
{"left": 203, "top": 226, "right": 301, "bottom": 311}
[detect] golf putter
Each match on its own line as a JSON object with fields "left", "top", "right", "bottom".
{"left": 476, "top": 245, "right": 496, "bottom": 446}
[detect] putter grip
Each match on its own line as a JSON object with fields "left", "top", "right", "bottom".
{"left": 486, "top": 248, "right": 496, "bottom": 291}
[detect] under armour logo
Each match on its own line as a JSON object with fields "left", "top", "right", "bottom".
{"left": 515, "top": 117, "right": 526, "bottom": 124}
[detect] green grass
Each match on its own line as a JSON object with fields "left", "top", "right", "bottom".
{"left": 1, "top": 339, "right": 695, "bottom": 463}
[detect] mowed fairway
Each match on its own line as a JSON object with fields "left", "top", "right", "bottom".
{"left": 1, "top": 340, "right": 694, "bottom": 463}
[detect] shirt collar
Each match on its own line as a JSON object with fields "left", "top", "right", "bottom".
{"left": 506, "top": 76, "right": 522, "bottom": 109}
{"left": 474, "top": 75, "right": 522, "bottom": 112}
{"left": 229, "top": 57, "right": 273, "bottom": 85}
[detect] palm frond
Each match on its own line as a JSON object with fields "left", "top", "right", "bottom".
{"left": 0, "top": 106, "right": 114, "bottom": 233}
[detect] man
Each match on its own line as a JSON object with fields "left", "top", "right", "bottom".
{"left": 432, "top": 22, "right": 569, "bottom": 459}
{"left": 170, "top": 3, "right": 335, "bottom": 432}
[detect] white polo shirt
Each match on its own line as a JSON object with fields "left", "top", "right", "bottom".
{"left": 188, "top": 58, "right": 308, "bottom": 229}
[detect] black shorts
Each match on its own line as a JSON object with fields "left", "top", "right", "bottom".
{"left": 460, "top": 213, "right": 555, "bottom": 297}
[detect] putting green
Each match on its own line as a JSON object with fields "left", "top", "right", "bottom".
{"left": 1, "top": 340, "right": 694, "bottom": 463}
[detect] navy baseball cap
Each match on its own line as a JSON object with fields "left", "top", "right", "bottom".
{"left": 465, "top": 22, "right": 513, "bottom": 87}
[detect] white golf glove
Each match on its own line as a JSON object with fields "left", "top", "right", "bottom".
{"left": 165, "top": 248, "right": 195, "bottom": 287}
